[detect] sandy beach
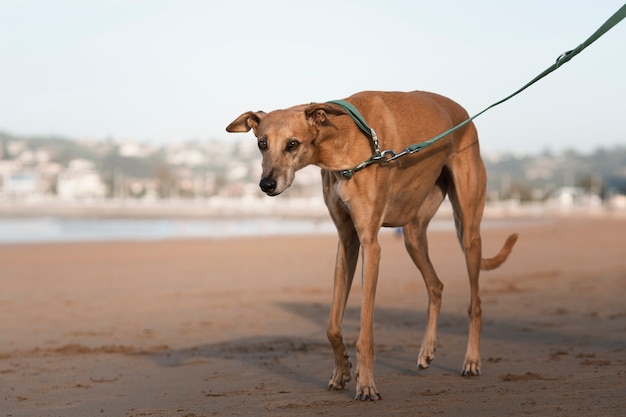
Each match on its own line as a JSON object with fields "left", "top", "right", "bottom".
{"left": 1, "top": 214, "right": 625, "bottom": 416}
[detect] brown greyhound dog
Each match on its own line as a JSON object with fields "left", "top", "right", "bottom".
{"left": 226, "top": 90, "right": 518, "bottom": 401}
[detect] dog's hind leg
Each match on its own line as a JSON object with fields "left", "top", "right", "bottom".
{"left": 445, "top": 143, "right": 488, "bottom": 377}
{"left": 403, "top": 178, "right": 447, "bottom": 370}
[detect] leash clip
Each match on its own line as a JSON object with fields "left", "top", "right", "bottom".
{"left": 370, "top": 149, "right": 396, "bottom": 162}
{"left": 370, "top": 128, "right": 381, "bottom": 156}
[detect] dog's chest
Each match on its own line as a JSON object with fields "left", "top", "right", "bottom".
{"left": 330, "top": 172, "right": 437, "bottom": 227}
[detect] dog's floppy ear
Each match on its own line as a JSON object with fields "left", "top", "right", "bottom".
{"left": 304, "top": 102, "right": 347, "bottom": 128}
{"left": 226, "top": 111, "right": 266, "bottom": 133}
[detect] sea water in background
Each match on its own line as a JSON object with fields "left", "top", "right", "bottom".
{"left": 0, "top": 217, "right": 338, "bottom": 244}
{"left": 0, "top": 217, "right": 535, "bottom": 245}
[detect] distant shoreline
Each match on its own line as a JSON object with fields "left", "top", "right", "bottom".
{"left": 0, "top": 197, "right": 622, "bottom": 220}
{"left": 0, "top": 215, "right": 543, "bottom": 246}
{"left": 0, "top": 197, "right": 329, "bottom": 220}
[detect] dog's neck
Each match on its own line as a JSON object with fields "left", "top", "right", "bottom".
{"left": 311, "top": 116, "right": 376, "bottom": 172}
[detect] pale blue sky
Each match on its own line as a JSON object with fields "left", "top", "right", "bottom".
{"left": 1, "top": 0, "right": 624, "bottom": 153}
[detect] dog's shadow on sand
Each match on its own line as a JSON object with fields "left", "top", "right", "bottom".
{"left": 275, "top": 301, "right": 625, "bottom": 350}
{"left": 140, "top": 301, "right": 625, "bottom": 391}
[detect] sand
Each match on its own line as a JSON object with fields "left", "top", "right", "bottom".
{"left": 1, "top": 215, "right": 625, "bottom": 416}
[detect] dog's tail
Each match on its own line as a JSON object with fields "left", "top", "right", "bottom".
{"left": 481, "top": 233, "right": 519, "bottom": 271}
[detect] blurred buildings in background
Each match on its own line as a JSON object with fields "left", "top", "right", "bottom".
{"left": 1, "top": 132, "right": 625, "bottom": 217}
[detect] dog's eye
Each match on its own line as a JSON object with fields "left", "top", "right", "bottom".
{"left": 258, "top": 139, "right": 268, "bottom": 151}
{"left": 285, "top": 139, "right": 300, "bottom": 152}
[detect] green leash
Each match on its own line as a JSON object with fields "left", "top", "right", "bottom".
{"left": 333, "top": 4, "right": 626, "bottom": 179}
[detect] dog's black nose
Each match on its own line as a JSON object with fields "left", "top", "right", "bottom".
{"left": 259, "top": 177, "right": 277, "bottom": 194}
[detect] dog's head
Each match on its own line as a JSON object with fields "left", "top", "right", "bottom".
{"left": 226, "top": 103, "right": 346, "bottom": 196}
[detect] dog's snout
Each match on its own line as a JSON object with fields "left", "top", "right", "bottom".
{"left": 259, "top": 177, "right": 277, "bottom": 194}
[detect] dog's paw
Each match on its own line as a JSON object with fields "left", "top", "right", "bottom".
{"left": 461, "top": 360, "right": 481, "bottom": 377}
{"left": 354, "top": 366, "right": 382, "bottom": 401}
{"left": 417, "top": 345, "right": 436, "bottom": 370}
{"left": 328, "top": 367, "right": 351, "bottom": 391}
{"left": 354, "top": 384, "right": 382, "bottom": 401}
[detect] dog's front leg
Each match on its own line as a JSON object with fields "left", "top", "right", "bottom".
{"left": 354, "top": 235, "right": 383, "bottom": 401}
{"left": 327, "top": 227, "right": 360, "bottom": 391}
